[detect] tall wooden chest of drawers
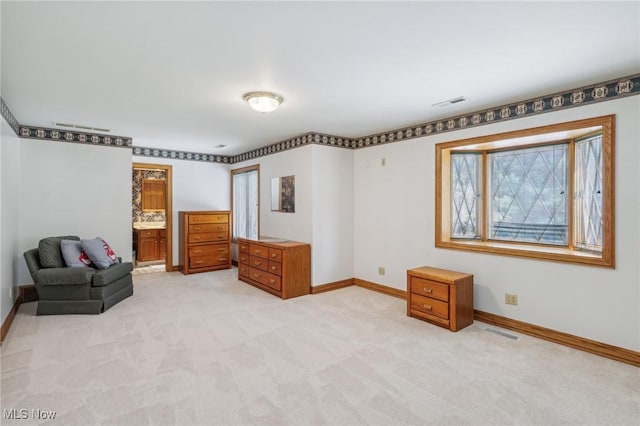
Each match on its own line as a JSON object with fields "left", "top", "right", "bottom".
{"left": 237, "top": 238, "right": 310, "bottom": 299}
{"left": 407, "top": 266, "right": 474, "bottom": 332}
{"left": 179, "top": 211, "right": 231, "bottom": 274}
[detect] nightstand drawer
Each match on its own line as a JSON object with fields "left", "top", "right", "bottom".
{"left": 411, "top": 277, "right": 449, "bottom": 302}
{"left": 410, "top": 294, "right": 449, "bottom": 320}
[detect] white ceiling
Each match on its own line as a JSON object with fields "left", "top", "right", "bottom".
{"left": 2, "top": 1, "right": 639, "bottom": 156}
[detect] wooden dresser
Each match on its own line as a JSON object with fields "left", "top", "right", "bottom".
{"left": 237, "top": 238, "right": 310, "bottom": 299}
{"left": 407, "top": 266, "right": 474, "bottom": 332}
{"left": 179, "top": 211, "right": 231, "bottom": 274}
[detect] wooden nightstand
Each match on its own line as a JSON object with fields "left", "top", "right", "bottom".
{"left": 407, "top": 266, "right": 474, "bottom": 332}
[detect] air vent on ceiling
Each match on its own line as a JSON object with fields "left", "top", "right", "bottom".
{"left": 213, "top": 144, "right": 227, "bottom": 149}
{"left": 432, "top": 96, "right": 467, "bottom": 108}
{"left": 53, "top": 122, "right": 111, "bottom": 133}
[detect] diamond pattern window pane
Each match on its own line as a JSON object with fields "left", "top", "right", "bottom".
{"left": 451, "top": 153, "right": 480, "bottom": 238}
{"left": 574, "top": 135, "right": 603, "bottom": 252}
{"left": 488, "top": 144, "right": 568, "bottom": 244}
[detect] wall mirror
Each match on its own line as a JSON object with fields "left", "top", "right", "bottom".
{"left": 271, "top": 175, "right": 295, "bottom": 212}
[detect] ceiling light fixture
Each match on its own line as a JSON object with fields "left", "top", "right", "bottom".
{"left": 243, "top": 91, "right": 283, "bottom": 113}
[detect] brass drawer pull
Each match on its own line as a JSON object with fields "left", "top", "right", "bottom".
{"left": 218, "top": 258, "right": 226, "bottom": 261}
{"left": 254, "top": 261, "right": 261, "bottom": 266}
{"left": 195, "top": 261, "right": 203, "bottom": 265}
{"left": 194, "top": 250, "right": 202, "bottom": 254}
{"left": 270, "top": 279, "right": 275, "bottom": 284}
{"left": 194, "top": 226, "right": 201, "bottom": 231}
{"left": 271, "top": 266, "right": 276, "bottom": 271}
{"left": 424, "top": 304, "right": 432, "bottom": 310}
{"left": 217, "top": 248, "right": 226, "bottom": 252}
{"left": 271, "top": 253, "right": 277, "bottom": 258}
{"left": 424, "top": 288, "right": 433, "bottom": 293}
{"left": 254, "top": 273, "right": 261, "bottom": 278}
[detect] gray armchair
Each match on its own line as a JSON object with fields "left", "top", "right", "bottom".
{"left": 23, "top": 236, "right": 133, "bottom": 315}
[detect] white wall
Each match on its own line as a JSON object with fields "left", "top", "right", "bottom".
{"left": 354, "top": 96, "right": 640, "bottom": 351}
{"left": 234, "top": 145, "right": 314, "bottom": 246}
{"left": 1, "top": 117, "right": 21, "bottom": 324}
{"left": 132, "top": 156, "right": 230, "bottom": 265}
{"left": 311, "top": 145, "right": 353, "bottom": 285}
{"left": 234, "top": 144, "right": 354, "bottom": 285}
{"left": 17, "top": 139, "right": 133, "bottom": 285}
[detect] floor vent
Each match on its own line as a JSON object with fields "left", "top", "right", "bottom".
{"left": 486, "top": 328, "right": 520, "bottom": 340}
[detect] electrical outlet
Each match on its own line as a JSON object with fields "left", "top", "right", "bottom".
{"left": 505, "top": 293, "right": 518, "bottom": 305}
{"left": 9, "top": 287, "right": 13, "bottom": 300}
{"left": 381, "top": 158, "right": 386, "bottom": 167}
{"left": 378, "top": 267, "right": 386, "bottom": 276}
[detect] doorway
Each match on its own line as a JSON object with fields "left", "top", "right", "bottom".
{"left": 132, "top": 162, "right": 173, "bottom": 272}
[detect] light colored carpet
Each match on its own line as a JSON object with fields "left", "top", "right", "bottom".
{"left": 1, "top": 268, "right": 638, "bottom": 426}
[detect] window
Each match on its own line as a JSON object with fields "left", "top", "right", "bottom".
{"left": 436, "top": 115, "right": 614, "bottom": 267}
{"left": 231, "top": 165, "right": 259, "bottom": 240}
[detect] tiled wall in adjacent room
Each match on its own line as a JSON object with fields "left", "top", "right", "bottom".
{"left": 132, "top": 169, "right": 166, "bottom": 223}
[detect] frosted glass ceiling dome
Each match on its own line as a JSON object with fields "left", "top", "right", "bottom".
{"left": 243, "top": 91, "right": 284, "bottom": 113}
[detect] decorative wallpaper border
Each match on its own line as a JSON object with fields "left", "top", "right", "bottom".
{"left": 4, "top": 73, "right": 639, "bottom": 163}
{"left": 18, "top": 125, "right": 132, "bottom": 148}
{"left": 230, "top": 132, "right": 354, "bottom": 163}
{"left": 132, "top": 146, "right": 231, "bottom": 163}
{"left": 351, "top": 73, "right": 640, "bottom": 149}
{"left": 0, "top": 97, "right": 20, "bottom": 135}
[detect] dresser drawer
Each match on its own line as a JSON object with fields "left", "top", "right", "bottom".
{"left": 268, "top": 248, "right": 283, "bottom": 262}
{"left": 188, "top": 231, "right": 228, "bottom": 244}
{"left": 250, "top": 244, "right": 269, "bottom": 259}
{"left": 410, "top": 294, "right": 449, "bottom": 320}
{"left": 250, "top": 255, "right": 270, "bottom": 272}
{"left": 238, "top": 264, "right": 250, "bottom": 278}
{"left": 239, "top": 242, "right": 250, "bottom": 254}
{"left": 188, "top": 214, "right": 216, "bottom": 224}
{"left": 411, "top": 277, "right": 449, "bottom": 302}
{"left": 190, "top": 254, "right": 229, "bottom": 269}
{"left": 268, "top": 261, "right": 282, "bottom": 276}
{"left": 239, "top": 253, "right": 249, "bottom": 264}
{"left": 188, "top": 244, "right": 228, "bottom": 257}
{"left": 249, "top": 267, "right": 281, "bottom": 291}
{"left": 189, "top": 223, "right": 227, "bottom": 234}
